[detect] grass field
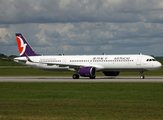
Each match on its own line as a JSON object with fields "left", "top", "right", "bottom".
{"left": 0, "top": 59, "right": 23, "bottom": 66}
{"left": 0, "top": 83, "right": 163, "bottom": 120}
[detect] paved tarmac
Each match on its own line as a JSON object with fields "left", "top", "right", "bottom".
{"left": 0, "top": 76, "right": 163, "bottom": 82}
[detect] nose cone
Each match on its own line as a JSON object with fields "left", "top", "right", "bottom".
{"left": 155, "top": 62, "right": 162, "bottom": 70}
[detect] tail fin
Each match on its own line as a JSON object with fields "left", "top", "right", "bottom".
{"left": 15, "top": 33, "right": 38, "bottom": 57}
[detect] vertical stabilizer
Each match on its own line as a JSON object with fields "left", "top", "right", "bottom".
{"left": 15, "top": 33, "right": 38, "bottom": 57}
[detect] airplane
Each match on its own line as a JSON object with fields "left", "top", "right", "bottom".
{"left": 14, "top": 33, "right": 162, "bottom": 79}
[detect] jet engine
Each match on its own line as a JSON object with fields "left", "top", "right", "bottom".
{"left": 103, "top": 71, "right": 120, "bottom": 76}
{"left": 79, "top": 67, "right": 96, "bottom": 77}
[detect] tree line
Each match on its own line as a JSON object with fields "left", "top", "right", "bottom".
{"left": 0, "top": 53, "right": 18, "bottom": 60}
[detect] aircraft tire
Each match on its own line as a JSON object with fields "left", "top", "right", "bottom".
{"left": 140, "top": 76, "right": 145, "bottom": 79}
{"left": 72, "top": 74, "right": 79, "bottom": 79}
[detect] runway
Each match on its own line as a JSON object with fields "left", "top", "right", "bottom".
{"left": 0, "top": 76, "right": 163, "bottom": 82}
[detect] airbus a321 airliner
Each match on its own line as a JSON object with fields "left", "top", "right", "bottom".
{"left": 14, "top": 33, "right": 162, "bottom": 79}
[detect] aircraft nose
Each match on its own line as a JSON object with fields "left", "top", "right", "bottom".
{"left": 156, "top": 61, "right": 162, "bottom": 69}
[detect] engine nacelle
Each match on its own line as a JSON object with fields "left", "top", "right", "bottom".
{"left": 79, "top": 67, "right": 96, "bottom": 77}
{"left": 103, "top": 71, "right": 120, "bottom": 76}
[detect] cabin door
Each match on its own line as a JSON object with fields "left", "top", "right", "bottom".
{"left": 62, "top": 58, "right": 66, "bottom": 64}
{"left": 136, "top": 56, "right": 142, "bottom": 65}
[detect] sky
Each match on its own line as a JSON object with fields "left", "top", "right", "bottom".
{"left": 0, "top": 0, "right": 163, "bottom": 56}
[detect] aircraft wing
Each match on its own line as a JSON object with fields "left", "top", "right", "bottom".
{"left": 25, "top": 54, "right": 104, "bottom": 70}
{"left": 46, "top": 62, "right": 83, "bottom": 68}
{"left": 39, "top": 61, "right": 103, "bottom": 70}
{"left": 48, "top": 63, "right": 104, "bottom": 72}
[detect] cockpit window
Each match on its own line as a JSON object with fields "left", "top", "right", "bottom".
{"left": 146, "top": 59, "right": 156, "bottom": 61}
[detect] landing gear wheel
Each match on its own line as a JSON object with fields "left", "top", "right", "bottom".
{"left": 140, "top": 75, "right": 145, "bottom": 79}
{"left": 140, "top": 71, "right": 145, "bottom": 79}
{"left": 72, "top": 74, "right": 79, "bottom": 79}
{"left": 89, "top": 76, "right": 96, "bottom": 79}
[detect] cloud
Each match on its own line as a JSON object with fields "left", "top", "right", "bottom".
{"left": 1, "top": 22, "right": 163, "bottom": 56}
{"left": 100, "top": 45, "right": 112, "bottom": 51}
{"left": 0, "top": 0, "right": 163, "bottom": 24}
{"left": 0, "top": 0, "right": 163, "bottom": 56}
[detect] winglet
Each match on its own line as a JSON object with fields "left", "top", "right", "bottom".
{"left": 15, "top": 33, "right": 38, "bottom": 57}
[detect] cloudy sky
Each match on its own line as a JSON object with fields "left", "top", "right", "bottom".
{"left": 0, "top": 0, "right": 163, "bottom": 56}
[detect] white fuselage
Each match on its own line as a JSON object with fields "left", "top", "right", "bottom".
{"left": 14, "top": 54, "right": 162, "bottom": 72}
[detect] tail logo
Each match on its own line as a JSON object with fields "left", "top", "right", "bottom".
{"left": 16, "top": 36, "right": 27, "bottom": 56}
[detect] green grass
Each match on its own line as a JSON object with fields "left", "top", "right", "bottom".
{"left": 0, "top": 83, "right": 163, "bottom": 120}
{"left": 0, "top": 59, "right": 24, "bottom": 66}
{"left": 0, "top": 67, "right": 74, "bottom": 76}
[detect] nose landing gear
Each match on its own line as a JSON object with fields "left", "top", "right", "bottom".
{"left": 140, "top": 71, "right": 145, "bottom": 79}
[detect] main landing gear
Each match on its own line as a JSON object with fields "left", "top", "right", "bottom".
{"left": 72, "top": 68, "right": 80, "bottom": 79}
{"left": 140, "top": 71, "right": 145, "bottom": 79}
{"left": 72, "top": 74, "right": 96, "bottom": 79}
{"left": 72, "top": 74, "right": 79, "bottom": 79}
